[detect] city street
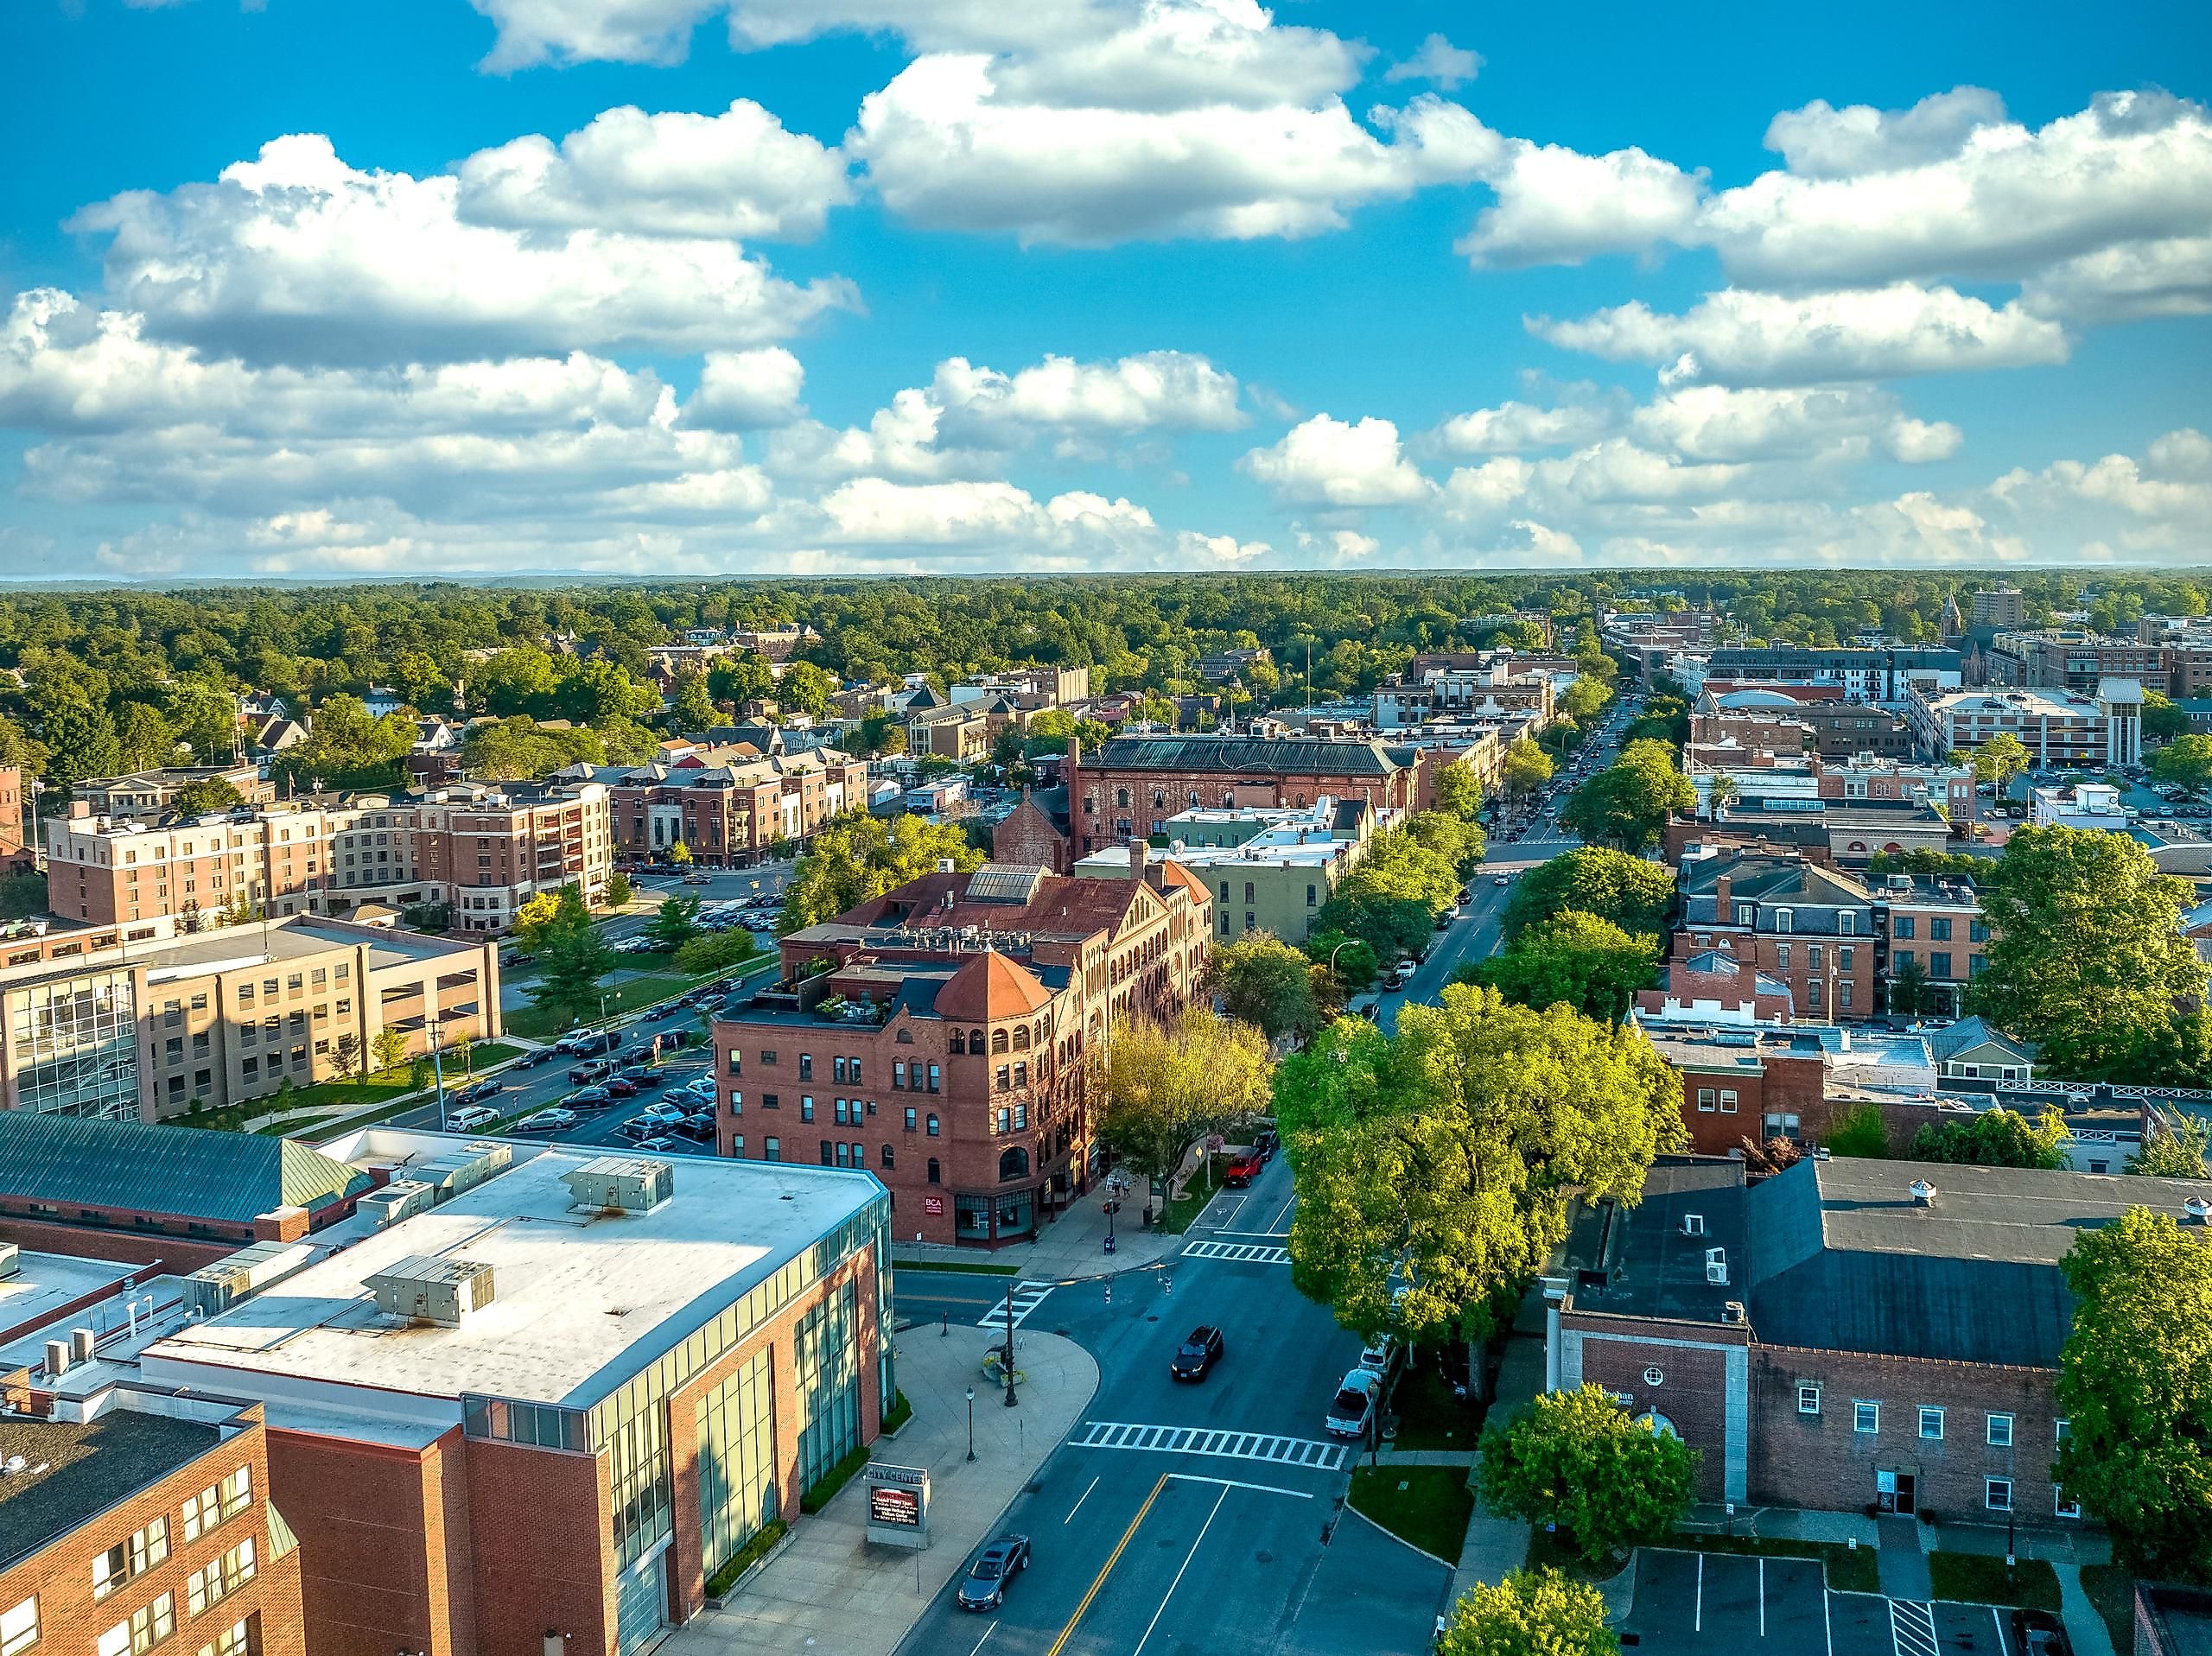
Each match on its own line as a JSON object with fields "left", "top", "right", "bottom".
{"left": 891, "top": 1152, "right": 1452, "bottom": 1656}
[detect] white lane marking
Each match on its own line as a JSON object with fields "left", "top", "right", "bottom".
{"left": 1180, "top": 1240, "right": 1292, "bottom": 1265}
{"left": 1759, "top": 1557, "right": 1766, "bottom": 1637}
{"left": 1267, "top": 1193, "right": 1297, "bottom": 1231}
{"left": 1065, "top": 1475, "right": 1099, "bottom": 1526}
{"left": 966, "top": 1623, "right": 998, "bottom": 1656}
{"left": 1890, "top": 1599, "right": 1940, "bottom": 1656}
{"left": 1207, "top": 1196, "right": 1245, "bottom": 1229}
{"left": 1696, "top": 1551, "right": 1704, "bottom": 1633}
{"left": 1992, "top": 1607, "right": 2007, "bottom": 1656}
{"left": 974, "top": 1282, "right": 1054, "bottom": 1329}
{"left": 1824, "top": 1589, "right": 1834, "bottom": 1656}
{"left": 1167, "top": 1473, "right": 1313, "bottom": 1500}
{"left": 1070, "top": 1419, "right": 1349, "bottom": 1470}
{"left": 1131, "top": 1482, "right": 1230, "bottom": 1656}
{"left": 1211, "top": 1229, "right": 1291, "bottom": 1240}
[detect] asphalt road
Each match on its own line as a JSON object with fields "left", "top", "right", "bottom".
{"left": 892, "top": 1153, "right": 1452, "bottom": 1656}
{"left": 895, "top": 1269, "right": 1030, "bottom": 1329}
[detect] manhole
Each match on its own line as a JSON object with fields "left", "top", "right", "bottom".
{"left": 1255, "top": 1551, "right": 1274, "bottom": 1565}
{"left": 1025, "top": 1481, "right": 1045, "bottom": 1494}
{"left": 1159, "top": 1536, "right": 1179, "bottom": 1549}
{"left": 1146, "top": 1314, "right": 1159, "bottom": 1323}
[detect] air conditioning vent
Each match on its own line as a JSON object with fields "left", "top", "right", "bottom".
{"left": 562, "top": 1157, "right": 674, "bottom": 1215}
{"left": 1705, "top": 1246, "right": 1729, "bottom": 1286}
{"left": 358, "top": 1181, "right": 435, "bottom": 1229}
{"left": 366, "top": 1255, "right": 496, "bottom": 1326}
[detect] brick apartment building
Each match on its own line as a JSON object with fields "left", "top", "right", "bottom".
{"left": 712, "top": 856, "right": 1211, "bottom": 1246}
{"left": 141, "top": 1138, "right": 892, "bottom": 1656}
{"left": 71, "top": 766, "right": 273, "bottom": 820}
{"left": 1984, "top": 629, "right": 2167, "bottom": 693}
{"left": 42, "top": 782, "right": 612, "bottom": 935}
{"left": 1548, "top": 1155, "right": 2210, "bottom": 1525}
{"left": 587, "top": 747, "right": 867, "bottom": 867}
{"left": 1070, "top": 735, "right": 1450, "bottom": 859}
{"left": 0, "top": 916, "right": 499, "bottom": 1122}
{"left": 1675, "top": 852, "right": 1881, "bottom": 1023}
{"left": 0, "top": 765, "right": 26, "bottom": 872}
{"left": 1696, "top": 691, "right": 1914, "bottom": 760}
{"left": 0, "top": 1380, "right": 305, "bottom": 1656}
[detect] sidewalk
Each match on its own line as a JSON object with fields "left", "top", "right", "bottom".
{"left": 1448, "top": 1299, "right": 1549, "bottom": 1602}
{"left": 894, "top": 1173, "right": 1256, "bottom": 1282}
{"left": 666, "top": 1324, "right": 1099, "bottom": 1656}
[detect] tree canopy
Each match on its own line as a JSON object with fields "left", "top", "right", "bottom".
{"left": 1460, "top": 910, "right": 1662, "bottom": 1023}
{"left": 2152, "top": 734, "right": 2212, "bottom": 794}
{"left": 1095, "top": 1010, "right": 1274, "bottom": 1181}
{"left": 2129, "top": 1115, "right": 2210, "bottom": 1178}
{"left": 779, "top": 811, "right": 983, "bottom": 931}
{"left": 2056, "top": 1206, "right": 2212, "bottom": 1580}
{"left": 1502, "top": 735, "right": 1554, "bottom": 798}
{"left": 1503, "top": 847, "right": 1675, "bottom": 942}
{"left": 1560, "top": 739, "right": 1696, "bottom": 851}
{"left": 1438, "top": 1570, "right": 1617, "bottom": 1656}
{"left": 1477, "top": 1384, "right": 1699, "bottom": 1566}
{"left": 1905, "top": 1106, "right": 2070, "bottom": 1169}
{"left": 1966, "top": 825, "right": 2208, "bottom": 1079}
{"left": 1207, "top": 932, "right": 1325, "bottom": 1042}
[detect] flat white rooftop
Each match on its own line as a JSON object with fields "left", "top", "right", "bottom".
{"left": 0, "top": 1250, "right": 145, "bottom": 1345}
{"left": 141, "top": 1140, "right": 880, "bottom": 1414}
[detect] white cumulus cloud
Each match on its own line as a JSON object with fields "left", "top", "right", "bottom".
{"left": 683, "top": 347, "right": 807, "bottom": 429}
{"left": 1239, "top": 414, "right": 1433, "bottom": 506}
{"left": 1384, "top": 34, "right": 1481, "bottom": 92}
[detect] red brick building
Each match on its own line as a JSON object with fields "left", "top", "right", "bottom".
{"left": 143, "top": 1141, "right": 891, "bottom": 1656}
{"left": 992, "top": 788, "right": 1072, "bottom": 874}
{"left": 0, "top": 1380, "right": 306, "bottom": 1656}
{"left": 589, "top": 748, "right": 867, "bottom": 867}
{"left": 1071, "top": 734, "right": 1442, "bottom": 859}
{"left": 712, "top": 857, "right": 1211, "bottom": 1246}
{"left": 1549, "top": 1156, "right": 2195, "bottom": 1526}
{"left": 1675, "top": 852, "right": 1881, "bottom": 1024}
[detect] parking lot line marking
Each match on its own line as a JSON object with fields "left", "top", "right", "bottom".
{"left": 1046, "top": 1472, "right": 1166, "bottom": 1656}
{"left": 1166, "top": 1473, "right": 1312, "bottom": 1500}
{"left": 1268, "top": 1193, "right": 1296, "bottom": 1231}
{"left": 1131, "top": 1482, "right": 1229, "bottom": 1656}
{"left": 1695, "top": 1552, "right": 1703, "bottom": 1633}
{"left": 1759, "top": 1558, "right": 1766, "bottom": 1636}
{"left": 1824, "top": 1589, "right": 1834, "bottom": 1656}
{"left": 1993, "top": 1607, "right": 2006, "bottom": 1656}
{"left": 1065, "top": 1475, "right": 1098, "bottom": 1526}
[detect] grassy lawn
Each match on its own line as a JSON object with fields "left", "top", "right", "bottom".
{"left": 1155, "top": 1156, "right": 1232, "bottom": 1234}
{"left": 1927, "top": 1552, "right": 2062, "bottom": 1612}
{"left": 1667, "top": 1532, "right": 1882, "bottom": 1595}
{"left": 1390, "top": 1359, "right": 1485, "bottom": 1452}
{"left": 2078, "top": 1564, "right": 2137, "bottom": 1655}
{"left": 505, "top": 959, "right": 775, "bottom": 1039}
{"left": 1349, "top": 1465, "right": 1474, "bottom": 1564}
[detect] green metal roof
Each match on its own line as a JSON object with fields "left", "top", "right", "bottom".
{"left": 0, "top": 1111, "right": 372, "bottom": 1225}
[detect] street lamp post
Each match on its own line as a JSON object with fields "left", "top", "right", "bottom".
{"left": 965, "top": 1387, "right": 976, "bottom": 1462}
{"left": 1001, "top": 1282, "right": 1019, "bottom": 1407}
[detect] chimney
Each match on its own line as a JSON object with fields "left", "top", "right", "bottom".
{"left": 1909, "top": 1177, "right": 1936, "bottom": 1208}
{"left": 1713, "top": 872, "right": 1732, "bottom": 923}
{"left": 1066, "top": 735, "right": 1082, "bottom": 775}
{"left": 69, "top": 1329, "right": 94, "bottom": 1366}
{"left": 1130, "top": 839, "right": 1147, "bottom": 881}
{"left": 42, "top": 1340, "right": 67, "bottom": 1378}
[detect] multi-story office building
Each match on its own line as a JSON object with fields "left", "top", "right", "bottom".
{"left": 0, "top": 916, "right": 498, "bottom": 1122}
{"left": 712, "top": 858, "right": 1211, "bottom": 1247}
{"left": 1968, "top": 585, "right": 2028, "bottom": 628}
{"left": 1701, "top": 647, "right": 1962, "bottom": 706}
{"left": 1983, "top": 630, "right": 2166, "bottom": 694}
{"left": 588, "top": 748, "right": 866, "bottom": 867}
{"left": 140, "top": 1135, "right": 891, "bottom": 1656}
{"left": 1908, "top": 682, "right": 2142, "bottom": 767}
{"left": 42, "top": 781, "right": 612, "bottom": 935}
{"left": 0, "top": 1380, "right": 306, "bottom": 1656}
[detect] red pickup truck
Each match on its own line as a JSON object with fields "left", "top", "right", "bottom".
{"left": 1223, "top": 1151, "right": 1265, "bottom": 1187}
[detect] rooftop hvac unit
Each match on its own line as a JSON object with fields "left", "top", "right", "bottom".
{"left": 561, "top": 1157, "right": 675, "bottom": 1215}
{"left": 0, "top": 1241, "right": 16, "bottom": 1281}
{"left": 366, "top": 1255, "right": 496, "bottom": 1327}
{"left": 357, "top": 1181, "right": 435, "bottom": 1230}
{"left": 181, "top": 1240, "right": 315, "bottom": 1317}
{"left": 1705, "top": 1247, "right": 1729, "bottom": 1286}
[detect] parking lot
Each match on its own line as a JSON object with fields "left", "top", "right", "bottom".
{"left": 1621, "top": 1550, "right": 2022, "bottom": 1656}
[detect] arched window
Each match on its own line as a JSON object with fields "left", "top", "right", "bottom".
{"left": 949, "top": 1030, "right": 965, "bottom": 1055}
{"left": 927, "top": 1157, "right": 940, "bottom": 1184}
{"left": 880, "top": 1145, "right": 894, "bottom": 1171}
{"left": 1012, "top": 1026, "right": 1030, "bottom": 1051}
{"left": 991, "top": 1028, "right": 1009, "bottom": 1054}
{"left": 999, "top": 1146, "right": 1030, "bottom": 1181}
{"left": 895, "top": 1028, "right": 913, "bottom": 1044}
{"left": 969, "top": 1028, "right": 984, "bottom": 1051}
{"left": 1116, "top": 788, "right": 1129, "bottom": 808}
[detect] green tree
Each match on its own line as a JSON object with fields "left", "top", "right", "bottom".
{"left": 780, "top": 661, "right": 836, "bottom": 721}
{"left": 2128, "top": 1115, "right": 2210, "bottom": 1178}
{"left": 1560, "top": 739, "right": 1695, "bottom": 851}
{"left": 2152, "top": 734, "right": 2212, "bottom": 794}
{"left": 669, "top": 840, "right": 693, "bottom": 867}
{"left": 1502, "top": 736, "right": 1554, "bottom": 798}
{"left": 708, "top": 651, "right": 773, "bottom": 707}
{"left": 1476, "top": 1384, "right": 1699, "bottom": 1566}
{"left": 1095, "top": 1010, "right": 1274, "bottom": 1183}
{"left": 779, "top": 812, "right": 983, "bottom": 931}
{"left": 2056, "top": 1207, "right": 2212, "bottom": 1580}
{"left": 331, "top": 1030, "right": 361, "bottom": 1084}
{"left": 1433, "top": 760, "right": 1484, "bottom": 822}
{"left": 1207, "top": 933, "right": 1325, "bottom": 1042}
{"left": 0, "top": 871, "right": 48, "bottom": 921}
{"left": 1559, "top": 676, "right": 1611, "bottom": 725}
{"left": 668, "top": 669, "right": 717, "bottom": 731}
{"left": 1888, "top": 955, "right": 1929, "bottom": 1017}
{"left": 1707, "top": 772, "right": 1740, "bottom": 815}
{"left": 1970, "top": 732, "right": 2033, "bottom": 793}
{"left": 1306, "top": 930, "right": 1379, "bottom": 995}
{"left": 2141, "top": 690, "right": 2190, "bottom": 748}
{"left": 1278, "top": 987, "right": 1684, "bottom": 1382}
{"left": 173, "top": 777, "right": 245, "bottom": 816}
{"left": 1405, "top": 809, "right": 1487, "bottom": 876}
{"left": 603, "top": 871, "right": 634, "bottom": 909}
{"left": 1309, "top": 888, "right": 1434, "bottom": 968}
{"left": 1906, "top": 1106, "right": 2071, "bottom": 1169}
{"left": 1463, "top": 910, "right": 1661, "bottom": 1023}
{"left": 1824, "top": 1101, "right": 1892, "bottom": 1158}
{"left": 856, "top": 708, "right": 906, "bottom": 757}
{"left": 1503, "top": 847, "right": 1675, "bottom": 942}
{"left": 39, "top": 698, "right": 122, "bottom": 790}
{"left": 1438, "top": 1569, "right": 1618, "bottom": 1656}
{"left": 530, "top": 885, "right": 617, "bottom": 1016}
{"left": 1967, "top": 826, "right": 2207, "bottom": 1078}
{"left": 646, "top": 894, "right": 704, "bottom": 950}
{"left": 371, "top": 1025, "right": 410, "bottom": 1075}
{"left": 673, "top": 929, "right": 760, "bottom": 976}
{"left": 512, "top": 889, "right": 563, "bottom": 943}
{"left": 113, "top": 701, "right": 179, "bottom": 771}
{"left": 165, "top": 682, "right": 241, "bottom": 765}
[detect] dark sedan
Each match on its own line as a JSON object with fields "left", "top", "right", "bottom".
{"left": 955, "top": 1534, "right": 1031, "bottom": 1612}
{"left": 566, "top": 1086, "right": 614, "bottom": 1111}
{"left": 1170, "top": 1325, "right": 1224, "bottom": 1381}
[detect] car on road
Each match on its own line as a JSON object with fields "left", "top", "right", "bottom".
{"left": 513, "top": 1107, "right": 578, "bottom": 1134}
{"left": 450, "top": 1079, "right": 504, "bottom": 1106}
{"left": 1493, "top": 873, "right": 1510, "bottom": 886}
{"left": 566, "top": 1086, "right": 614, "bottom": 1111}
{"left": 1170, "top": 1325, "right": 1224, "bottom": 1381}
{"left": 1222, "top": 1151, "right": 1264, "bottom": 1187}
{"left": 1389, "top": 959, "right": 1416, "bottom": 988}
{"left": 956, "top": 1535, "right": 1031, "bottom": 1612}
{"left": 1325, "top": 1367, "right": 1383, "bottom": 1438}
{"left": 445, "top": 1104, "right": 502, "bottom": 1133}
{"left": 515, "top": 1046, "right": 559, "bottom": 1068}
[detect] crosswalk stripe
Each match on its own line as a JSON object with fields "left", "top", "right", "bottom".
{"left": 973, "top": 1281, "right": 1055, "bottom": 1329}
{"left": 1182, "top": 1240, "right": 1292, "bottom": 1265}
{"left": 1889, "top": 1600, "right": 1940, "bottom": 1656}
{"left": 1070, "top": 1418, "right": 1349, "bottom": 1472}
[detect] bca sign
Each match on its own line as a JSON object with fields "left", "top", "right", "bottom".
{"left": 924, "top": 1196, "right": 945, "bottom": 1216}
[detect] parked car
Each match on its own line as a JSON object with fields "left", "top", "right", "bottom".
{"left": 1389, "top": 959, "right": 1417, "bottom": 988}
{"left": 632, "top": 1134, "right": 681, "bottom": 1152}
{"left": 620, "top": 1065, "right": 664, "bottom": 1088}
{"left": 513, "top": 1107, "right": 578, "bottom": 1134}
{"left": 672, "top": 1117, "right": 717, "bottom": 1142}
{"left": 566, "top": 1086, "right": 614, "bottom": 1111}
{"left": 1325, "top": 1367, "right": 1383, "bottom": 1438}
{"left": 956, "top": 1535, "right": 1032, "bottom": 1613}
{"left": 1169, "top": 1325, "right": 1224, "bottom": 1381}
{"left": 445, "top": 1104, "right": 501, "bottom": 1133}
{"left": 1222, "top": 1151, "right": 1264, "bottom": 1187}
{"left": 451, "top": 1079, "right": 504, "bottom": 1106}
{"left": 605, "top": 1076, "right": 639, "bottom": 1099}
{"left": 500, "top": 952, "right": 535, "bottom": 968}
{"left": 2012, "top": 1611, "right": 2069, "bottom": 1656}
{"left": 569, "top": 1060, "right": 613, "bottom": 1084}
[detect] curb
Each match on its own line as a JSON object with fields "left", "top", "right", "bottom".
{"left": 1340, "top": 1501, "right": 1462, "bottom": 1572}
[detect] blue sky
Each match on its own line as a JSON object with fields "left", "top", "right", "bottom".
{"left": 2, "top": 0, "right": 2207, "bottom": 579}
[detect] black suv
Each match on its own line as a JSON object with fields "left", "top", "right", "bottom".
{"left": 1169, "top": 1325, "right": 1224, "bottom": 1381}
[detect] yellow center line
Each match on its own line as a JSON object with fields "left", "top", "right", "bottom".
{"left": 1046, "top": 1471, "right": 1168, "bottom": 1656}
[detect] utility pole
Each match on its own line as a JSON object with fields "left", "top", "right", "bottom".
{"left": 1001, "top": 1282, "right": 1019, "bottom": 1407}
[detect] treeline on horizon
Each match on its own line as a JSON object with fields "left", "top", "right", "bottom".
{"left": 0, "top": 568, "right": 2203, "bottom": 802}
